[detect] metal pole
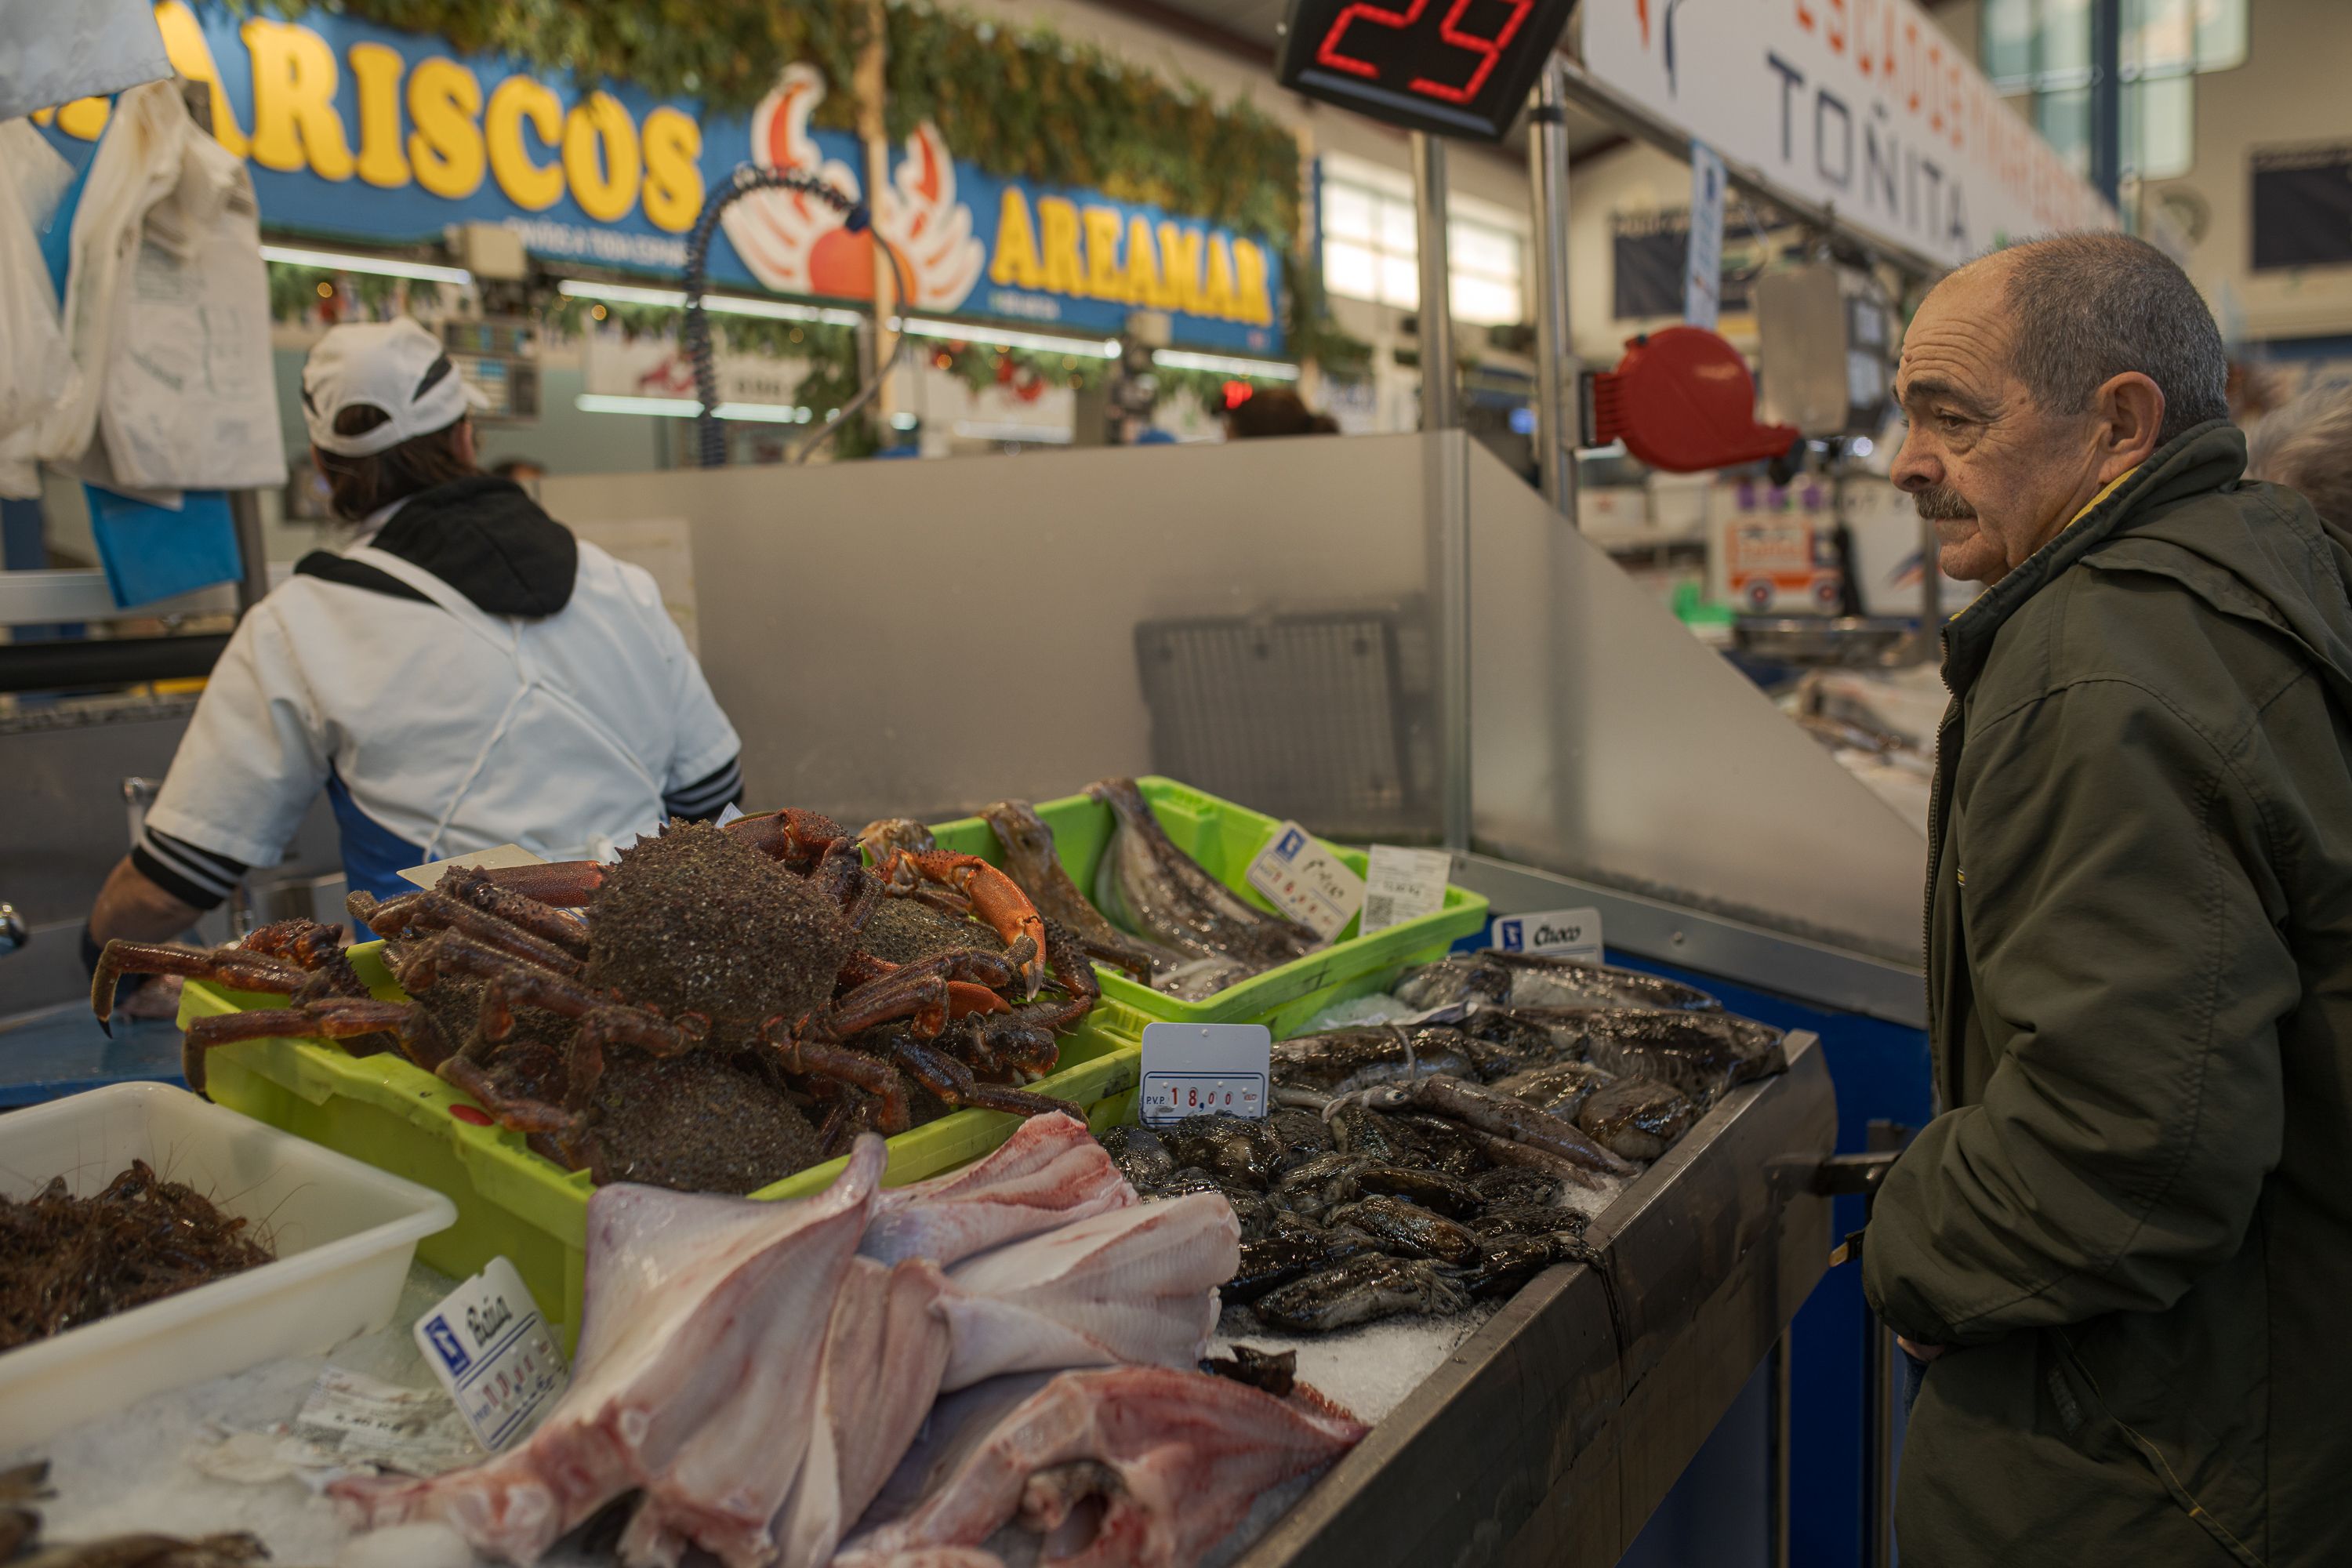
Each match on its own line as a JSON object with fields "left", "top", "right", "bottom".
{"left": 2089, "top": 0, "right": 2123, "bottom": 205}
{"left": 229, "top": 490, "right": 270, "bottom": 615}
{"left": 1526, "top": 57, "right": 1577, "bottom": 520}
{"left": 1411, "top": 132, "right": 1457, "bottom": 431}
{"left": 1768, "top": 1331, "right": 1792, "bottom": 1568}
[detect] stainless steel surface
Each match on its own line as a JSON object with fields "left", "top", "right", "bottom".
{"left": 1769, "top": 1330, "right": 1791, "bottom": 1568}
{"left": 540, "top": 436, "right": 1453, "bottom": 829}
{"left": 1527, "top": 57, "right": 1577, "bottom": 521}
{"left": 1551, "top": 54, "right": 1945, "bottom": 283}
{"left": 0, "top": 708, "right": 340, "bottom": 1014}
{"left": 1430, "top": 430, "right": 1472, "bottom": 852}
{"left": 1733, "top": 616, "right": 1917, "bottom": 666}
{"left": 1236, "top": 1031, "right": 1836, "bottom": 1568}
{"left": 1410, "top": 132, "right": 1457, "bottom": 433}
{"left": 1464, "top": 446, "right": 1929, "bottom": 964}
{"left": 230, "top": 489, "right": 272, "bottom": 615}
{"left": 0, "top": 903, "right": 27, "bottom": 956}
{"left": 1453, "top": 852, "right": 1926, "bottom": 1025}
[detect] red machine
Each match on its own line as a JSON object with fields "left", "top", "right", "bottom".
{"left": 1588, "top": 325, "right": 1801, "bottom": 475}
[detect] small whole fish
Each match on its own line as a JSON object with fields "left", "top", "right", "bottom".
{"left": 1096, "top": 1124, "right": 1175, "bottom": 1191}
{"left": 980, "top": 799, "right": 1169, "bottom": 981}
{"left": 1396, "top": 952, "right": 1721, "bottom": 1013}
{"left": 1469, "top": 1202, "right": 1588, "bottom": 1240}
{"left": 1540, "top": 1009, "right": 1788, "bottom": 1103}
{"left": 1274, "top": 1151, "right": 1375, "bottom": 1217}
{"left": 1087, "top": 777, "right": 1321, "bottom": 974}
{"left": 1271, "top": 1025, "right": 1501, "bottom": 1096}
{"left": 1491, "top": 1060, "right": 1618, "bottom": 1123}
{"left": 1327, "top": 1196, "right": 1481, "bottom": 1265}
{"left": 1460, "top": 1231, "right": 1593, "bottom": 1298}
{"left": 1227, "top": 1231, "right": 1351, "bottom": 1301}
{"left": 1352, "top": 1162, "right": 1486, "bottom": 1218}
{"left": 1577, "top": 1076, "right": 1697, "bottom": 1161}
{"left": 1388, "top": 1111, "right": 1498, "bottom": 1180}
{"left": 1252, "top": 1253, "right": 1471, "bottom": 1334}
{"left": 1469, "top": 1166, "right": 1564, "bottom": 1208}
{"left": 1362, "top": 1076, "right": 1637, "bottom": 1178}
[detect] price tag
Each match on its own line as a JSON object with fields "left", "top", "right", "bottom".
{"left": 1139, "top": 1022, "right": 1272, "bottom": 1127}
{"left": 413, "top": 1257, "right": 568, "bottom": 1454}
{"left": 1359, "top": 845, "right": 1452, "bottom": 935}
{"left": 397, "top": 843, "right": 547, "bottom": 891}
{"left": 1243, "top": 822, "right": 1364, "bottom": 942}
{"left": 1490, "top": 907, "right": 1605, "bottom": 964}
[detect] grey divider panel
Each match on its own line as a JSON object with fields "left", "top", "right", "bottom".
{"left": 541, "top": 435, "right": 1448, "bottom": 829}
{"left": 1462, "top": 439, "right": 1928, "bottom": 962}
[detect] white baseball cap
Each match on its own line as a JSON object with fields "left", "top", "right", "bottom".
{"left": 301, "top": 318, "right": 488, "bottom": 456}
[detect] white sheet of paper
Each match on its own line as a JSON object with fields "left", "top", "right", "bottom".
{"left": 1359, "top": 844, "right": 1453, "bottom": 935}
{"left": 397, "top": 843, "right": 549, "bottom": 890}
{"left": 1243, "top": 822, "right": 1364, "bottom": 942}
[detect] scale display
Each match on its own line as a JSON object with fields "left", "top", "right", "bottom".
{"left": 1275, "top": 0, "right": 1577, "bottom": 141}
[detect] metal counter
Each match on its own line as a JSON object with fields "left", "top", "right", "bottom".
{"left": 1238, "top": 1033, "right": 1836, "bottom": 1568}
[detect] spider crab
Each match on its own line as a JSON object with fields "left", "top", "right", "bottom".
{"left": 93, "top": 809, "right": 1101, "bottom": 1181}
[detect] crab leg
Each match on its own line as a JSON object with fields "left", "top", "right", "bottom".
{"left": 180, "top": 997, "right": 443, "bottom": 1092}
{"left": 350, "top": 887, "right": 585, "bottom": 976}
{"left": 873, "top": 851, "right": 1050, "bottom": 996}
{"left": 437, "top": 1056, "right": 584, "bottom": 1138}
{"left": 91, "top": 941, "right": 309, "bottom": 1035}
{"left": 430, "top": 867, "right": 593, "bottom": 961}
{"left": 760, "top": 1022, "right": 913, "bottom": 1134}
{"left": 884, "top": 1033, "right": 1083, "bottom": 1121}
{"left": 467, "top": 859, "right": 610, "bottom": 908}
{"left": 724, "top": 806, "right": 853, "bottom": 873}
{"left": 238, "top": 920, "right": 369, "bottom": 997}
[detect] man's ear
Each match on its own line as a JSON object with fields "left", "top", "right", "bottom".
{"left": 2094, "top": 371, "right": 2166, "bottom": 482}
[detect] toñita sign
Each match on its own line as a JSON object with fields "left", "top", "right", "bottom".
{"left": 35, "top": 2, "right": 1284, "bottom": 354}
{"left": 1581, "top": 0, "right": 2116, "bottom": 271}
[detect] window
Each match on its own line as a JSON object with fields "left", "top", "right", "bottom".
{"left": 1319, "top": 159, "right": 1527, "bottom": 326}
{"left": 1980, "top": 0, "right": 2245, "bottom": 182}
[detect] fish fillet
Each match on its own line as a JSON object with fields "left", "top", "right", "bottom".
{"left": 330, "top": 1137, "right": 887, "bottom": 1565}
{"left": 937, "top": 1194, "right": 1239, "bottom": 1391}
{"left": 864, "top": 1114, "right": 1134, "bottom": 1269}
{"left": 837, "top": 1367, "right": 1367, "bottom": 1568}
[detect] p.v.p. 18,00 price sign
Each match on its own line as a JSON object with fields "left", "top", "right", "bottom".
{"left": 1275, "top": 0, "right": 1579, "bottom": 140}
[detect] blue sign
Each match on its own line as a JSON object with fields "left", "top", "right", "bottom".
{"left": 38, "top": 2, "right": 1285, "bottom": 354}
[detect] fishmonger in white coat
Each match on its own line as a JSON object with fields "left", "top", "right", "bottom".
{"left": 83, "top": 318, "right": 743, "bottom": 987}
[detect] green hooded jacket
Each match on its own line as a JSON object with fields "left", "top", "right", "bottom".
{"left": 1862, "top": 422, "right": 2352, "bottom": 1567}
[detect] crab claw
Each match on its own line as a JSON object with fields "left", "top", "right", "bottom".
{"left": 884, "top": 851, "right": 1048, "bottom": 996}
{"left": 469, "top": 859, "right": 610, "bottom": 909}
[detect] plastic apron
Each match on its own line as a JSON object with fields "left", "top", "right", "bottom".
{"left": 337, "top": 544, "right": 665, "bottom": 900}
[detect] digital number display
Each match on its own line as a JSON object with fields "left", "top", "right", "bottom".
{"left": 1275, "top": 0, "right": 1577, "bottom": 141}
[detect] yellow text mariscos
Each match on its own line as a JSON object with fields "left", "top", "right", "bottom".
{"left": 38, "top": 3, "right": 705, "bottom": 233}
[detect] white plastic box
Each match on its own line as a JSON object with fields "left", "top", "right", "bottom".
{"left": 0, "top": 1082, "right": 456, "bottom": 1450}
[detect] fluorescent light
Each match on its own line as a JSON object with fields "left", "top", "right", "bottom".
{"left": 896, "top": 317, "right": 1121, "bottom": 358}
{"left": 889, "top": 412, "right": 919, "bottom": 430}
{"left": 575, "top": 393, "right": 699, "bottom": 418}
{"left": 1152, "top": 350, "right": 1301, "bottom": 381}
{"left": 556, "top": 278, "right": 862, "bottom": 327}
{"left": 713, "top": 401, "right": 811, "bottom": 423}
{"left": 261, "top": 245, "right": 471, "bottom": 285}
{"left": 576, "top": 394, "right": 816, "bottom": 423}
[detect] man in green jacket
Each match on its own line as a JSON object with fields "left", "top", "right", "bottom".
{"left": 1862, "top": 232, "right": 2352, "bottom": 1566}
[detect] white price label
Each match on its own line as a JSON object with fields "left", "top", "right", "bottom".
{"left": 1490, "top": 907, "right": 1606, "bottom": 964}
{"left": 413, "top": 1257, "right": 568, "bottom": 1454}
{"left": 1359, "top": 845, "right": 1453, "bottom": 935}
{"left": 1139, "top": 1022, "right": 1271, "bottom": 1127}
{"left": 1243, "top": 822, "right": 1364, "bottom": 942}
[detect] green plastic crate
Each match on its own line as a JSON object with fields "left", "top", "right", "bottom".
{"left": 927, "top": 776, "right": 1487, "bottom": 1036}
{"left": 184, "top": 942, "right": 1144, "bottom": 1350}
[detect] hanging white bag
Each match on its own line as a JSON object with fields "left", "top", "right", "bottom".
{"left": 45, "top": 82, "right": 286, "bottom": 492}
{"left": 0, "top": 118, "right": 81, "bottom": 499}
{"left": 0, "top": 0, "right": 170, "bottom": 122}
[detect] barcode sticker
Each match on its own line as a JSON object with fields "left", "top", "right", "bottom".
{"left": 1359, "top": 845, "right": 1452, "bottom": 935}
{"left": 1243, "top": 822, "right": 1364, "bottom": 942}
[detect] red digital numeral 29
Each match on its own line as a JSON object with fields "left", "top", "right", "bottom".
{"left": 1315, "top": 0, "right": 1535, "bottom": 104}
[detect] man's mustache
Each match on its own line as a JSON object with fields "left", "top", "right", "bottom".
{"left": 1915, "top": 487, "right": 1975, "bottom": 521}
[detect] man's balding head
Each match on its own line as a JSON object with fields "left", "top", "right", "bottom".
{"left": 1893, "top": 233, "right": 2217, "bottom": 585}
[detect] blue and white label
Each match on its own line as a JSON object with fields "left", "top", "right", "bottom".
{"left": 1139, "top": 1022, "right": 1272, "bottom": 1128}
{"left": 1491, "top": 907, "right": 1605, "bottom": 964}
{"left": 1243, "top": 821, "right": 1364, "bottom": 942}
{"left": 412, "top": 1256, "right": 568, "bottom": 1454}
